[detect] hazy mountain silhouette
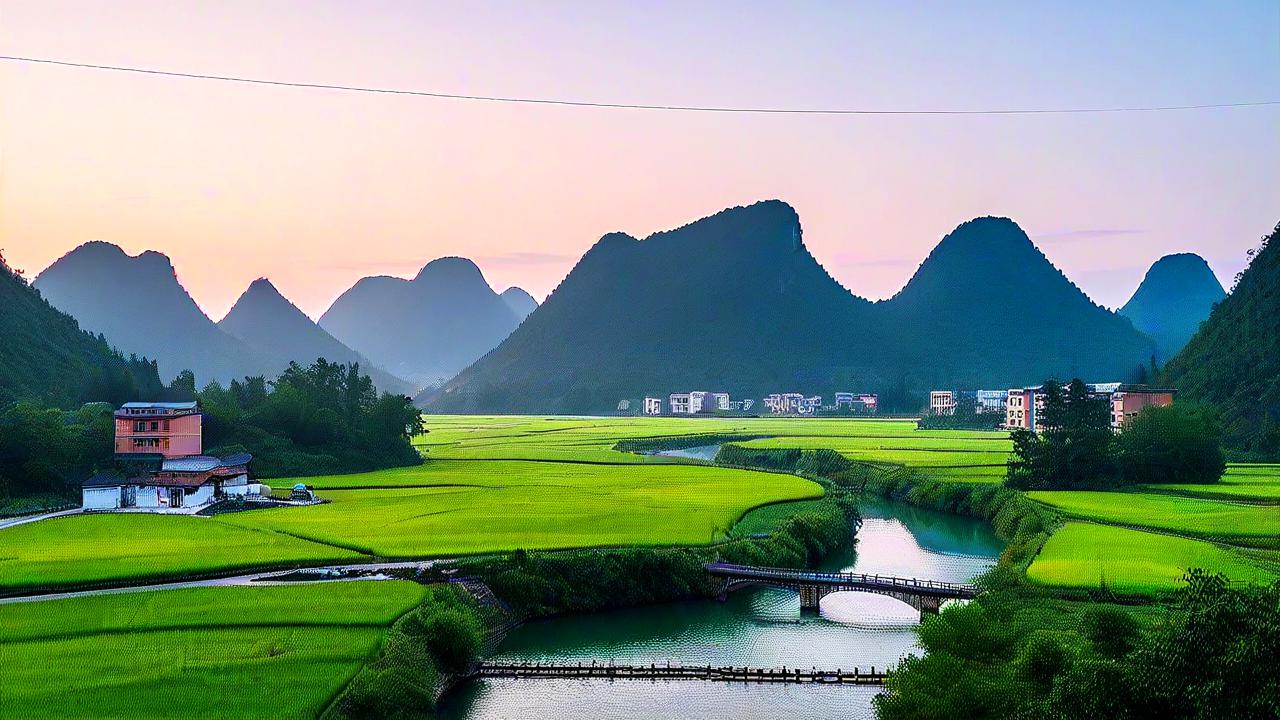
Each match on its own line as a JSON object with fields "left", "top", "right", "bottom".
{"left": 319, "top": 257, "right": 523, "bottom": 386}
{"left": 426, "top": 203, "right": 1156, "bottom": 413}
{"left": 426, "top": 200, "right": 884, "bottom": 412}
{"left": 500, "top": 287, "right": 539, "bottom": 320}
{"left": 1119, "top": 253, "right": 1225, "bottom": 362}
{"left": 219, "top": 278, "right": 414, "bottom": 395}
{"left": 1161, "top": 223, "right": 1280, "bottom": 457}
{"left": 33, "top": 242, "right": 279, "bottom": 386}
{"left": 2, "top": 252, "right": 162, "bottom": 406}
{"left": 880, "top": 216, "right": 1156, "bottom": 387}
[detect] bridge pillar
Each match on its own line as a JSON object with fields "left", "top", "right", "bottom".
{"left": 799, "top": 584, "right": 831, "bottom": 612}
{"left": 917, "top": 595, "right": 944, "bottom": 615}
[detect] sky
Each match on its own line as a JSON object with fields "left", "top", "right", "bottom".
{"left": 1, "top": 1, "right": 1277, "bottom": 320}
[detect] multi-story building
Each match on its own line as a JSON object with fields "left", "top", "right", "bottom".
{"left": 1005, "top": 388, "right": 1037, "bottom": 430}
{"left": 973, "top": 390, "right": 1009, "bottom": 414}
{"left": 798, "top": 396, "right": 823, "bottom": 415}
{"left": 668, "top": 393, "right": 692, "bottom": 414}
{"left": 835, "top": 392, "right": 878, "bottom": 413}
{"left": 1005, "top": 383, "right": 1174, "bottom": 432}
{"left": 764, "top": 393, "right": 805, "bottom": 415}
{"left": 710, "top": 392, "right": 731, "bottom": 412}
{"left": 1110, "top": 385, "right": 1175, "bottom": 429}
{"left": 114, "top": 402, "right": 203, "bottom": 458}
{"left": 930, "top": 391, "right": 957, "bottom": 416}
{"left": 643, "top": 397, "right": 663, "bottom": 415}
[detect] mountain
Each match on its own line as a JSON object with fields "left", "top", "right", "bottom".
{"left": 218, "top": 279, "right": 414, "bottom": 395}
{"left": 425, "top": 200, "right": 885, "bottom": 412}
{"left": 1119, "top": 253, "right": 1226, "bottom": 362}
{"left": 501, "top": 287, "right": 539, "bottom": 320}
{"left": 33, "top": 242, "right": 279, "bottom": 386}
{"left": 425, "top": 203, "right": 1157, "bottom": 414}
{"left": 1, "top": 253, "right": 162, "bottom": 406}
{"left": 1161, "top": 222, "right": 1280, "bottom": 457}
{"left": 319, "top": 257, "right": 523, "bottom": 386}
{"left": 880, "top": 216, "right": 1156, "bottom": 387}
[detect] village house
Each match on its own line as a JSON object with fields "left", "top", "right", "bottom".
{"left": 932, "top": 389, "right": 1008, "bottom": 416}
{"left": 1003, "top": 383, "right": 1173, "bottom": 432}
{"left": 834, "top": 392, "right": 878, "bottom": 413}
{"left": 82, "top": 401, "right": 261, "bottom": 512}
{"left": 667, "top": 391, "right": 729, "bottom": 415}
{"left": 643, "top": 397, "right": 663, "bottom": 415}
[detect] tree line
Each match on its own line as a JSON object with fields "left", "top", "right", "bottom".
{"left": 1005, "top": 379, "right": 1224, "bottom": 490}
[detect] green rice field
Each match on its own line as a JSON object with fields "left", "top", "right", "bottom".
{"left": 0, "top": 582, "right": 425, "bottom": 719}
{"left": 221, "top": 462, "right": 823, "bottom": 556}
{"left": 0, "top": 513, "right": 365, "bottom": 592}
{"left": 1143, "top": 463, "right": 1280, "bottom": 502}
{"left": 1026, "top": 490, "right": 1280, "bottom": 548}
{"left": 1026, "top": 522, "right": 1280, "bottom": 594}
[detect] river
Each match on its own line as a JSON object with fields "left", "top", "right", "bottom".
{"left": 437, "top": 496, "right": 1003, "bottom": 719}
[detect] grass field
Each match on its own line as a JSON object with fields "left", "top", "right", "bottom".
{"left": 1026, "top": 522, "right": 1280, "bottom": 594}
{"left": 1026, "top": 490, "right": 1280, "bottom": 548}
{"left": 0, "top": 513, "right": 365, "bottom": 592}
{"left": 0, "top": 582, "right": 424, "bottom": 719}
{"left": 1143, "top": 464, "right": 1280, "bottom": 502}
{"left": 222, "top": 462, "right": 823, "bottom": 555}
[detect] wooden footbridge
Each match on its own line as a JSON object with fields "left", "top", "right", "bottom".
{"left": 471, "top": 661, "right": 887, "bottom": 685}
{"left": 705, "top": 562, "right": 978, "bottom": 615}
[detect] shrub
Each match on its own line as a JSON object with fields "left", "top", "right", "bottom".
{"left": 1115, "top": 402, "right": 1225, "bottom": 485}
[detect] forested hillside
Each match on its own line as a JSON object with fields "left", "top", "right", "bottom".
{"left": 1161, "top": 222, "right": 1280, "bottom": 458}
{"left": 0, "top": 251, "right": 162, "bottom": 407}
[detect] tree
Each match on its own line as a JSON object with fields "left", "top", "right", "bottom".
{"left": 1116, "top": 403, "right": 1225, "bottom": 484}
{"left": 1006, "top": 379, "right": 1117, "bottom": 490}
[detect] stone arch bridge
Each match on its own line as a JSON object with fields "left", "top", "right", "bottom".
{"left": 706, "top": 562, "right": 978, "bottom": 616}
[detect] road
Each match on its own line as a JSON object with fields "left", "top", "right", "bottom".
{"left": 0, "top": 560, "right": 438, "bottom": 605}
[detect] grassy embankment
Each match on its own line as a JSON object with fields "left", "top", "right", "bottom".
{"left": 0, "top": 582, "right": 426, "bottom": 720}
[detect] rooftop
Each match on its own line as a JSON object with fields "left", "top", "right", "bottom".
{"left": 120, "top": 402, "right": 198, "bottom": 410}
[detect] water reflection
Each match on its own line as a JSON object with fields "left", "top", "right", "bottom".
{"left": 437, "top": 498, "right": 1001, "bottom": 720}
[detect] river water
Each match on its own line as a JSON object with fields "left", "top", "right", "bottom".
{"left": 438, "top": 496, "right": 1002, "bottom": 719}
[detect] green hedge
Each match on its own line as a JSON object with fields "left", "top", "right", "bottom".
{"left": 323, "top": 584, "right": 485, "bottom": 719}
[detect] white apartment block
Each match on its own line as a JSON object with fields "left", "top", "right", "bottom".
{"left": 643, "top": 397, "right": 662, "bottom": 415}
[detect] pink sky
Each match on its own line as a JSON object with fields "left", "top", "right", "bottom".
{"left": 2, "top": 2, "right": 1277, "bottom": 320}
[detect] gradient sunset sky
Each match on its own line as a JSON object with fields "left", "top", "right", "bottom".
{"left": 2, "top": 1, "right": 1277, "bottom": 320}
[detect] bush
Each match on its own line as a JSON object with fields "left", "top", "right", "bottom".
{"left": 1115, "top": 402, "right": 1225, "bottom": 485}
{"left": 1081, "top": 606, "right": 1139, "bottom": 659}
{"left": 323, "top": 585, "right": 483, "bottom": 720}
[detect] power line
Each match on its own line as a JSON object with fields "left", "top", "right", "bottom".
{"left": 2, "top": 54, "right": 1278, "bottom": 116}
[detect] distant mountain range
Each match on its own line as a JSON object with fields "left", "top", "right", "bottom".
{"left": 426, "top": 201, "right": 1159, "bottom": 413}
{"left": 1161, "top": 223, "right": 1280, "bottom": 457}
{"left": 218, "top": 278, "right": 413, "bottom": 395}
{"left": 33, "top": 242, "right": 280, "bottom": 387}
{"left": 1119, "top": 253, "right": 1225, "bottom": 362}
{"left": 319, "top": 257, "right": 528, "bottom": 387}
{"left": 34, "top": 243, "right": 534, "bottom": 395}
{"left": 1, "top": 252, "right": 161, "bottom": 406}
{"left": 501, "top": 287, "right": 539, "bottom": 320}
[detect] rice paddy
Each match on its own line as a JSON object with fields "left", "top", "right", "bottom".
{"left": 1026, "top": 522, "right": 1280, "bottom": 594}
{"left": 0, "top": 582, "right": 426, "bottom": 719}
{"left": 1026, "top": 490, "right": 1280, "bottom": 548}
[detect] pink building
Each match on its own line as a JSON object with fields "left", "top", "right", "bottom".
{"left": 1111, "top": 386, "right": 1175, "bottom": 430}
{"left": 114, "top": 401, "right": 203, "bottom": 458}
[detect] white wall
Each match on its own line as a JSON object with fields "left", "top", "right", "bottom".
{"left": 82, "top": 487, "right": 120, "bottom": 510}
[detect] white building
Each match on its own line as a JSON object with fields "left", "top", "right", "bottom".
{"left": 668, "top": 393, "right": 692, "bottom": 414}
{"left": 669, "top": 391, "right": 728, "bottom": 414}
{"left": 764, "top": 393, "right": 804, "bottom": 415}
{"left": 82, "top": 454, "right": 258, "bottom": 511}
{"left": 930, "top": 391, "right": 957, "bottom": 415}
{"left": 643, "top": 397, "right": 663, "bottom": 415}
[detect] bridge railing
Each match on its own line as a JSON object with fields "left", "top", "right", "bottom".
{"left": 705, "top": 562, "right": 977, "bottom": 595}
